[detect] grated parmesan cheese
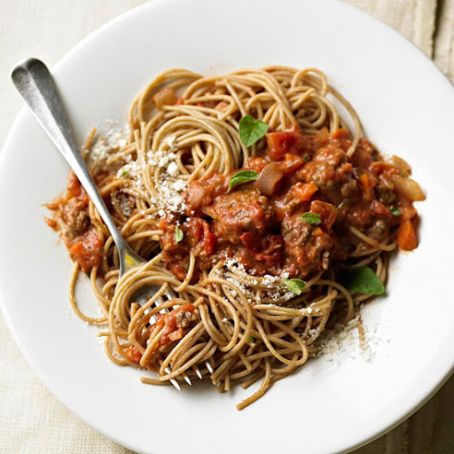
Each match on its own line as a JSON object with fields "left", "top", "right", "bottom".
{"left": 219, "top": 258, "right": 294, "bottom": 303}
{"left": 316, "top": 313, "right": 388, "bottom": 364}
{"left": 107, "top": 130, "right": 187, "bottom": 218}
{"left": 163, "top": 134, "right": 177, "bottom": 150}
{"left": 146, "top": 149, "right": 187, "bottom": 216}
{"left": 90, "top": 119, "right": 130, "bottom": 162}
{"left": 166, "top": 162, "right": 179, "bottom": 177}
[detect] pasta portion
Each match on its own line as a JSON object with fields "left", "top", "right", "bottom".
{"left": 46, "top": 67, "right": 424, "bottom": 409}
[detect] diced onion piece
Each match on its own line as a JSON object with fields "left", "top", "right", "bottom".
{"left": 388, "top": 155, "right": 412, "bottom": 177}
{"left": 256, "top": 163, "right": 284, "bottom": 196}
{"left": 153, "top": 87, "right": 177, "bottom": 109}
{"left": 390, "top": 174, "right": 425, "bottom": 201}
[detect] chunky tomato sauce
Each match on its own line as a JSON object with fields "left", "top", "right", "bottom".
{"left": 125, "top": 303, "right": 198, "bottom": 364}
{"left": 160, "top": 127, "right": 424, "bottom": 280}
{"left": 46, "top": 172, "right": 104, "bottom": 272}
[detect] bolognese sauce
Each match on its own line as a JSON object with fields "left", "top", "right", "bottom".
{"left": 46, "top": 172, "right": 104, "bottom": 272}
{"left": 159, "top": 126, "right": 424, "bottom": 280}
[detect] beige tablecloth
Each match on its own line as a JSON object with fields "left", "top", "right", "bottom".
{"left": 0, "top": 1, "right": 453, "bottom": 452}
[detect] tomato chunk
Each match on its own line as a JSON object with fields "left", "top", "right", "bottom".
{"left": 155, "top": 304, "right": 197, "bottom": 349}
{"left": 125, "top": 345, "right": 142, "bottom": 364}
{"left": 310, "top": 200, "right": 337, "bottom": 229}
{"left": 266, "top": 128, "right": 306, "bottom": 160}
{"left": 69, "top": 228, "right": 103, "bottom": 272}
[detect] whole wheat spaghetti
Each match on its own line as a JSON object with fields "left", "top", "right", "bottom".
{"left": 46, "top": 66, "right": 425, "bottom": 409}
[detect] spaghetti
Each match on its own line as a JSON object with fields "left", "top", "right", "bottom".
{"left": 46, "top": 66, "right": 425, "bottom": 409}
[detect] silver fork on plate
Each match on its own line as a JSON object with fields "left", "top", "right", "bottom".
{"left": 11, "top": 58, "right": 209, "bottom": 389}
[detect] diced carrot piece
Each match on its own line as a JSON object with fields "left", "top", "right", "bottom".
{"left": 68, "top": 229, "right": 103, "bottom": 272}
{"left": 45, "top": 200, "right": 60, "bottom": 210}
{"left": 279, "top": 153, "right": 306, "bottom": 175}
{"left": 291, "top": 182, "right": 318, "bottom": 202}
{"left": 359, "top": 173, "right": 376, "bottom": 201}
{"left": 397, "top": 220, "right": 418, "bottom": 250}
{"left": 45, "top": 218, "right": 58, "bottom": 229}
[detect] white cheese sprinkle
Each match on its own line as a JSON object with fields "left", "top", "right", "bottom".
{"left": 163, "top": 134, "right": 177, "bottom": 150}
{"left": 167, "top": 162, "right": 179, "bottom": 177}
{"left": 90, "top": 120, "right": 130, "bottom": 162}
{"left": 147, "top": 149, "right": 187, "bottom": 216}
{"left": 218, "top": 258, "right": 294, "bottom": 302}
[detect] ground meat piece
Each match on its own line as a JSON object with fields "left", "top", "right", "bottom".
{"left": 313, "top": 145, "right": 346, "bottom": 167}
{"left": 301, "top": 161, "right": 338, "bottom": 191}
{"left": 376, "top": 177, "right": 397, "bottom": 204}
{"left": 282, "top": 214, "right": 333, "bottom": 277}
{"left": 297, "top": 143, "right": 350, "bottom": 204}
{"left": 230, "top": 234, "right": 284, "bottom": 275}
{"left": 207, "top": 188, "right": 275, "bottom": 245}
{"left": 367, "top": 219, "right": 389, "bottom": 242}
{"left": 340, "top": 179, "right": 360, "bottom": 200}
{"left": 111, "top": 190, "right": 136, "bottom": 217}
{"left": 346, "top": 205, "right": 373, "bottom": 228}
{"left": 62, "top": 199, "right": 90, "bottom": 239}
{"left": 351, "top": 138, "right": 377, "bottom": 170}
{"left": 175, "top": 309, "right": 198, "bottom": 329}
{"left": 282, "top": 215, "right": 311, "bottom": 245}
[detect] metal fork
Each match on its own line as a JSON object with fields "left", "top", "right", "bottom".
{"left": 12, "top": 58, "right": 143, "bottom": 277}
{"left": 12, "top": 58, "right": 210, "bottom": 388}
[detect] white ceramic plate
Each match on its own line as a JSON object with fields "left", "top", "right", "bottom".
{"left": 1, "top": 0, "right": 453, "bottom": 453}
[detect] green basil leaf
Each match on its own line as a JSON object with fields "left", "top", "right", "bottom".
{"left": 174, "top": 226, "right": 184, "bottom": 243}
{"left": 239, "top": 115, "right": 269, "bottom": 147}
{"left": 120, "top": 169, "right": 130, "bottom": 178}
{"left": 390, "top": 207, "right": 401, "bottom": 216}
{"left": 283, "top": 278, "right": 306, "bottom": 295}
{"left": 228, "top": 170, "right": 258, "bottom": 191}
{"left": 248, "top": 335, "right": 255, "bottom": 342}
{"left": 301, "top": 212, "right": 321, "bottom": 224}
{"left": 345, "top": 266, "right": 385, "bottom": 295}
